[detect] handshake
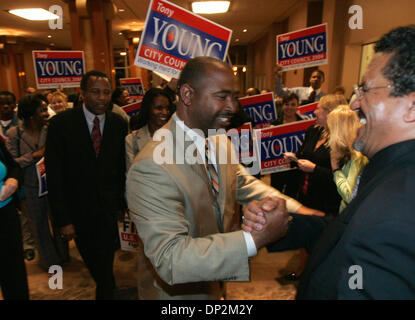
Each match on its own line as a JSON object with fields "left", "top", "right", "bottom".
{"left": 242, "top": 196, "right": 293, "bottom": 250}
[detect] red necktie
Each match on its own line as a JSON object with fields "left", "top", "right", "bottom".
{"left": 308, "top": 90, "right": 316, "bottom": 102}
{"left": 91, "top": 116, "right": 102, "bottom": 157}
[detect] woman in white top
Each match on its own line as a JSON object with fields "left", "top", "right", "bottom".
{"left": 125, "top": 88, "right": 174, "bottom": 171}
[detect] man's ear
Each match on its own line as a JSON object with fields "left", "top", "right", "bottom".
{"left": 403, "top": 93, "right": 415, "bottom": 123}
{"left": 179, "top": 83, "right": 194, "bottom": 106}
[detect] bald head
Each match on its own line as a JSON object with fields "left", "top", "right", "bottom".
{"left": 178, "top": 56, "right": 232, "bottom": 94}
{"left": 176, "top": 56, "right": 238, "bottom": 135}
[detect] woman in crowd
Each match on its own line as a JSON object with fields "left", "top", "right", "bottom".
{"left": 49, "top": 91, "right": 69, "bottom": 115}
{"left": 6, "top": 94, "right": 68, "bottom": 271}
{"left": 285, "top": 94, "right": 347, "bottom": 215}
{"left": 283, "top": 94, "right": 346, "bottom": 281}
{"left": 125, "top": 88, "right": 173, "bottom": 171}
{"left": 0, "top": 138, "right": 29, "bottom": 299}
{"left": 110, "top": 87, "right": 130, "bottom": 124}
{"left": 270, "top": 93, "right": 303, "bottom": 197}
{"left": 327, "top": 104, "right": 369, "bottom": 213}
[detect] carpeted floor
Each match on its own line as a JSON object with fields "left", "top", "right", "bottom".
{"left": 1, "top": 241, "right": 300, "bottom": 300}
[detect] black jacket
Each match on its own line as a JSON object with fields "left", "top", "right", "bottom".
{"left": 45, "top": 107, "right": 128, "bottom": 246}
{"left": 269, "top": 139, "right": 415, "bottom": 299}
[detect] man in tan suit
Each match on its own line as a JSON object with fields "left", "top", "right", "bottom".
{"left": 126, "top": 56, "right": 322, "bottom": 299}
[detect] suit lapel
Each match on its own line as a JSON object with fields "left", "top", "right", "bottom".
{"left": 74, "top": 107, "right": 96, "bottom": 159}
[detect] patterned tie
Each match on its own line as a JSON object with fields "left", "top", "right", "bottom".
{"left": 91, "top": 116, "right": 102, "bottom": 157}
{"left": 308, "top": 90, "right": 316, "bottom": 102}
{"left": 205, "top": 139, "right": 219, "bottom": 198}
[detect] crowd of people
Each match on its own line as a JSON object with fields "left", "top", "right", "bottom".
{"left": 0, "top": 25, "right": 414, "bottom": 300}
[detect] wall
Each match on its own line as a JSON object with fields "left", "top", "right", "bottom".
{"left": 245, "top": 0, "right": 415, "bottom": 99}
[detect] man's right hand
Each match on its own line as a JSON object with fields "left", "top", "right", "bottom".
{"left": 60, "top": 224, "right": 76, "bottom": 241}
{"left": 244, "top": 196, "right": 290, "bottom": 250}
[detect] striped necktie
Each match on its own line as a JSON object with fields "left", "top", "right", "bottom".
{"left": 205, "top": 139, "right": 219, "bottom": 198}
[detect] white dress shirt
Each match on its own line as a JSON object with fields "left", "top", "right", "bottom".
{"left": 83, "top": 104, "right": 105, "bottom": 135}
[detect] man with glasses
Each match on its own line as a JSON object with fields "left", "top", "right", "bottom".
{"left": 243, "top": 25, "right": 415, "bottom": 299}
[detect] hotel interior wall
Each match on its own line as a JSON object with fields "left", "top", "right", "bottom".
{"left": 1, "top": 0, "right": 415, "bottom": 99}
{"left": 246, "top": 0, "right": 415, "bottom": 99}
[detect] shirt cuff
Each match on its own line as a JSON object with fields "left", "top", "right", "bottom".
{"left": 243, "top": 231, "right": 258, "bottom": 257}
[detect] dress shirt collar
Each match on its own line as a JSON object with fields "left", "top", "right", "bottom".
{"left": 82, "top": 104, "right": 105, "bottom": 134}
{"left": 309, "top": 86, "right": 321, "bottom": 95}
{"left": 174, "top": 113, "right": 216, "bottom": 166}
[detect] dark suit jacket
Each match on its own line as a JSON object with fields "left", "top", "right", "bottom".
{"left": 296, "top": 125, "right": 341, "bottom": 215}
{"left": 45, "top": 107, "right": 128, "bottom": 247}
{"left": 269, "top": 139, "right": 415, "bottom": 299}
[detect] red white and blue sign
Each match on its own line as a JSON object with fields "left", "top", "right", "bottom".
{"left": 36, "top": 157, "right": 48, "bottom": 197}
{"left": 254, "top": 119, "right": 316, "bottom": 174}
{"left": 227, "top": 122, "right": 253, "bottom": 164}
{"left": 239, "top": 93, "right": 277, "bottom": 128}
{"left": 277, "top": 23, "right": 328, "bottom": 71}
{"left": 32, "top": 51, "right": 85, "bottom": 89}
{"left": 119, "top": 78, "right": 145, "bottom": 101}
{"left": 134, "top": 0, "right": 232, "bottom": 78}
{"left": 297, "top": 101, "right": 318, "bottom": 120}
{"left": 121, "top": 100, "right": 142, "bottom": 118}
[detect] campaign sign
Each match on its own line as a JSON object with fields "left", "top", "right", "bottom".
{"left": 227, "top": 122, "right": 253, "bottom": 163}
{"left": 134, "top": 0, "right": 232, "bottom": 78}
{"left": 277, "top": 23, "right": 328, "bottom": 71}
{"left": 239, "top": 93, "right": 277, "bottom": 128}
{"left": 254, "top": 119, "right": 316, "bottom": 174}
{"left": 36, "top": 157, "right": 48, "bottom": 197}
{"left": 32, "top": 51, "right": 85, "bottom": 89}
{"left": 121, "top": 100, "right": 143, "bottom": 117}
{"left": 297, "top": 102, "right": 318, "bottom": 120}
{"left": 118, "top": 214, "right": 139, "bottom": 252}
{"left": 119, "top": 78, "right": 145, "bottom": 101}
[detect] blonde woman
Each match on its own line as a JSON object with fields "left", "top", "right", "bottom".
{"left": 285, "top": 94, "right": 347, "bottom": 215}
{"left": 282, "top": 94, "right": 346, "bottom": 281}
{"left": 50, "top": 91, "right": 68, "bottom": 114}
{"left": 327, "top": 104, "right": 369, "bottom": 213}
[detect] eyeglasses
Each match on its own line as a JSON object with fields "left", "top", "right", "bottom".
{"left": 354, "top": 83, "right": 393, "bottom": 99}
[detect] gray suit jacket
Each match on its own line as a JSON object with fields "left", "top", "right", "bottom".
{"left": 6, "top": 123, "right": 48, "bottom": 189}
{"left": 125, "top": 125, "right": 151, "bottom": 171}
{"left": 126, "top": 116, "right": 302, "bottom": 299}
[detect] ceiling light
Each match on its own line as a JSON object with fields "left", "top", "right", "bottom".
{"left": 120, "top": 52, "right": 127, "bottom": 56}
{"left": 243, "top": 29, "right": 247, "bottom": 32}
{"left": 232, "top": 66, "right": 237, "bottom": 71}
{"left": 132, "top": 37, "right": 140, "bottom": 44}
{"left": 48, "top": 35, "right": 52, "bottom": 38}
{"left": 9, "top": 8, "right": 59, "bottom": 21}
{"left": 192, "top": 1, "right": 230, "bottom": 14}
{"left": 118, "top": 9, "right": 125, "bottom": 12}
{"left": 242, "top": 66, "right": 246, "bottom": 72}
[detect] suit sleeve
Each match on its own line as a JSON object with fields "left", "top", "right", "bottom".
{"left": 337, "top": 218, "right": 415, "bottom": 299}
{"left": 267, "top": 213, "right": 328, "bottom": 253}
{"left": 45, "top": 118, "right": 72, "bottom": 227}
{"left": 236, "top": 164, "right": 302, "bottom": 213}
{"left": 126, "top": 158, "right": 250, "bottom": 285}
{"left": 5, "top": 127, "right": 35, "bottom": 168}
